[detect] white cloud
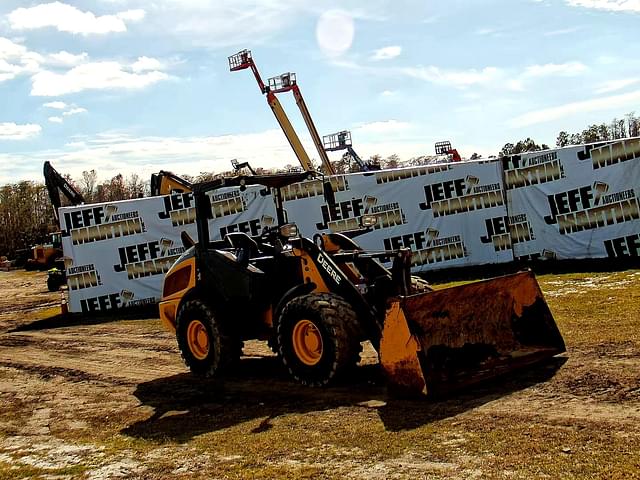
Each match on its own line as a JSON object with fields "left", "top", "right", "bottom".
{"left": 400, "top": 65, "right": 503, "bottom": 89}
{"left": 371, "top": 46, "right": 402, "bottom": 61}
{"left": 131, "top": 56, "right": 163, "bottom": 72}
{"left": 0, "top": 122, "right": 42, "bottom": 140}
{"left": 31, "top": 61, "right": 169, "bottom": 96}
{"left": 48, "top": 116, "right": 63, "bottom": 123}
{"left": 508, "top": 89, "right": 640, "bottom": 127}
{"left": 594, "top": 78, "right": 640, "bottom": 94}
{"left": 565, "top": 0, "right": 640, "bottom": 13}
{"left": 63, "top": 107, "right": 87, "bottom": 116}
{"left": 48, "top": 51, "right": 89, "bottom": 66}
{"left": 355, "top": 120, "right": 412, "bottom": 135}
{"left": 0, "top": 37, "right": 41, "bottom": 82}
{"left": 8, "top": 2, "right": 145, "bottom": 35}
{"left": 523, "top": 62, "right": 587, "bottom": 77}
{"left": 43, "top": 101, "right": 68, "bottom": 109}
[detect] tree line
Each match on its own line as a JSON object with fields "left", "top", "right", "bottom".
{"left": 1, "top": 111, "right": 639, "bottom": 257}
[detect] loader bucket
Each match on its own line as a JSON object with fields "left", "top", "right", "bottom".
{"left": 379, "top": 271, "right": 565, "bottom": 397}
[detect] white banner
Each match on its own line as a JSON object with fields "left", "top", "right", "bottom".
{"left": 59, "top": 185, "right": 277, "bottom": 314}
{"left": 60, "top": 138, "right": 640, "bottom": 313}
{"left": 283, "top": 161, "right": 513, "bottom": 272}
{"left": 503, "top": 137, "right": 640, "bottom": 260}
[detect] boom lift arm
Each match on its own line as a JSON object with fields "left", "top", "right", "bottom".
{"left": 228, "top": 50, "right": 335, "bottom": 175}
{"left": 323, "top": 130, "right": 380, "bottom": 172}
{"left": 43, "top": 161, "right": 85, "bottom": 222}
{"left": 435, "top": 141, "right": 462, "bottom": 162}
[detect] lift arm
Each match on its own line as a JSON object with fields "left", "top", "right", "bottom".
{"left": 150, "top": 171, "right": 193, "bottom": 196}
{"left": 268, "top": 73, "right": 335, "bottom": 175}
{"left": 323, "top": 130, "right": 379, "bottom": 172}
{"left": 228, "top": 50, "right": 335, "bottom": 175}
{"left": 43, "top": 161, "right": 85, "bottom": 222}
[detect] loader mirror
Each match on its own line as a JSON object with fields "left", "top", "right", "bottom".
{"left": 279, "top": 223, "right": 299, "bottom": 238}
{"left": 323, "top": 180, "right": 336, "bottom": 206}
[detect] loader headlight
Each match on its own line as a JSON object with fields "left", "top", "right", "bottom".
{"left": 359, "top": 215, "right": 378, "bottom": 228}
{"left": 162, "top": 265, "right": 192, "bottom": 298}
{"left": 279, "top": 223, "right": 299, "bottom": 238}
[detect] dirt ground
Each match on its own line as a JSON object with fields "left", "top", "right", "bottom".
{"left": 0, "top": 269, "right": 639, "bottom": 479}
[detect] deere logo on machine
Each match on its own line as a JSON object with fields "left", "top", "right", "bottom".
{"left": 383, "top": 228, "right": 468, "bottom": 266}
{"left": 158, "top": 192, "right": 195, "bottom": 226}
{"left": 418, "top": 177, "right": 503, "bottom": 216}
{"left": 281, "top": 176, "right": 349, "bottom": 202}
{"left": 113, "top": 238, "right": 185, "bottom": 279}
{"left": 579, "top": 138, "right": 640, "bottom": 170}
{"left": 502, "top": 152, "right": 565, "bottom": 190}
{"left": 61, "top": 205, "right": 145, "bottom": 245}
{"left": 544, "top": 182, "right": 640, "bottom": 234}
{"left": 480, "top": 214, "right": 535, "bottom": 252}
{"left": 316, "top": 196, "right": 406, "bottom": 232}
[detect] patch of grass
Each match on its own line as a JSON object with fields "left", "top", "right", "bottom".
{"left": 0, "top": 461, "right": 88, "bottom": 480}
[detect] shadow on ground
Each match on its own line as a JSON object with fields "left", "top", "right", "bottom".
{"left": 123, "top": 355, "right": 567, "bottom": 441}
{"left": 9, "top": 307, "right": 159, "bottom": 333}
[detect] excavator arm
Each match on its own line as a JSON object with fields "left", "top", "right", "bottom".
{"left": 43, "top": 161, "right": 85, "bottom": 222}
{"left": 150, "top": 171, "right": 193, "bottom": 196}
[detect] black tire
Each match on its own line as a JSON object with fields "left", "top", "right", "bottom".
{"left": 175, "top": 299, "right": 238, "bottom": 377}
{"left": 277, "top": 293, "right": 362, "bottom": 387}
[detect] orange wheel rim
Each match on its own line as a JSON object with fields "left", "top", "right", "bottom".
{"left": 292, "top": 319, "right": 323, "bottom": 366}
{"left": 187, "top": 320, "right": 209, "bottom": 360}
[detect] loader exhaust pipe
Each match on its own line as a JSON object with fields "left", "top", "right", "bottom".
{"left": 380, "top": 271, "right": 565, "bottom": 396}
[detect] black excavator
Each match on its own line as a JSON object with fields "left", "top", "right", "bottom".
{"left": 33, "top": 162, "right": 85, "bottom": 290}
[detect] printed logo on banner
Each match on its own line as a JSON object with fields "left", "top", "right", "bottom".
{"left": 578, "top": 138, "right": 640, "bottom": 170}
{"left": 316, "top": 195, "right": 406, "bottom": 232}
{"left": 418, "top": 176, "right": 503, "bottom": 216}
{"left": 158, "top": 192, "right": 195, "bottom": 226}
{"left": 219, "top": 215, "right": 276, "bottom": 238}
{"left": 604, "top": 234, "right": 640, "bottom": 258}
{"left": 113, "top": 238, "right": 185, "bottom": 279}
{"left": 80, "top": 289, "right": 156, "bottom": 313}
{"left": 281, "top": 176, "right": 349, "bottom": 202}
{"left": 383, "top": 228, "right": 468, "bottom": 267}
{"left": 64, "top": 257, "right": 102, "bottom": 290}
{"left": 502, "top": 152, "right": 565, "bottom": 190}
{"left": 480, "top": 214, "right": 535, "bottom": 252}
{"left": 544, "top": 182, "right": 640, "bottom": 234}
{"left": 61, "top": 204, "right": 145, "bottom": 245}
{"left": 374, "top": 164, "right": 453, "bottom": 184}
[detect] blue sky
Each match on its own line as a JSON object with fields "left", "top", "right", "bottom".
{"left": 1, "top": 0, "right": 639, "bottom": 183}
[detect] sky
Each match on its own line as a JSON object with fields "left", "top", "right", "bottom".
{"left": 0, "top": 0, "right": 639, "bottom": 183}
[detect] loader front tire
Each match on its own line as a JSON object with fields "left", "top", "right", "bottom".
{"left": 176, "top": 299, "right": 237, "bottom": 378}
{"left": 277, "top": 293, "right": 361, "bottom": 387}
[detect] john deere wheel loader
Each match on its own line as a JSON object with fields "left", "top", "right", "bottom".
{"left": 159, "top": 172, "right": 565, "bottom": 396}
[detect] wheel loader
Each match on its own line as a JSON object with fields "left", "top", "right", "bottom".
{"left": 159, "top": 171, "right": 565, "bottom": 396}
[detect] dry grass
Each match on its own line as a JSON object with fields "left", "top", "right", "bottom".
{"left": 0, "top": 269, "right": 639, "bottom": 479}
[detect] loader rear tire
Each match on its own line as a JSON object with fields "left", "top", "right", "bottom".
{"left": 176, "top": 299, "right": 238, "bottom": 378}
{"left": 277, "top": 293, "right": 361, "bottom": 387}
